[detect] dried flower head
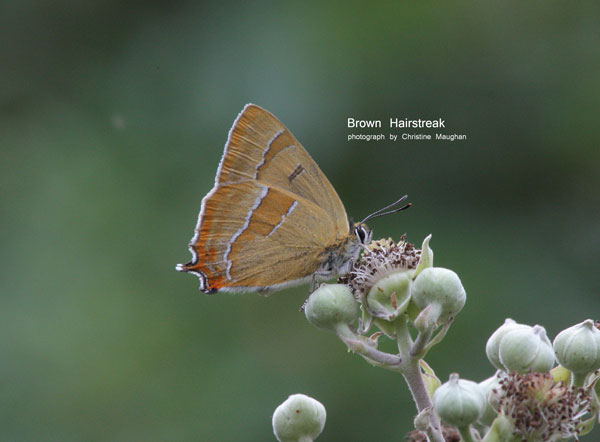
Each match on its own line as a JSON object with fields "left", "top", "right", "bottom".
{"left": 491, "top": 372, "right": 592, "bottom": 441}
{"left": 340, "top": 236, "right": 421, "bottom": 299}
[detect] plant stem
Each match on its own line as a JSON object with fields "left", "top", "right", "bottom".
{"left": 396, "top": 317, "right": 413, "bottom": 355}
{"left": 411, "top": 327, "right": 433, "bottom": 357}
{"left": 458, "top": 426, "right": 476, "bottom": 442}
{"left": 396, "top": 320, "right": 445, "bottom": 442}
{"left": 338, "top": 334, "right": 403, "bottom": 367}
{"left": 335, "top": 325, "right": 402, "bottom": 368}
{"left": 401, "top": 358, "right": 433, "bottom": 412}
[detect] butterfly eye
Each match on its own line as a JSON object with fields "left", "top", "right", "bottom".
{"left": 355, "top": 225, "right": 368, "bottom": 244}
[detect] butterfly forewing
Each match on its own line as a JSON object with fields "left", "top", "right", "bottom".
{"left": 217, "top": 104, "right": 349, "bottom": 234}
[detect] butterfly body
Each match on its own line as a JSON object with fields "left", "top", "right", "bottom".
{"left": 177, "top": 104, "right": 371, "bottom": 294}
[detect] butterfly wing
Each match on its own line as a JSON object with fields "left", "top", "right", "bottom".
{"left": 178, "top": 104, "right": 352, "bottom": 293}
{"left": 178, "top": 180, "right": 338, "bottom": 292}
{"left": 216, "top": 104, "right": 349, "bottom": 234}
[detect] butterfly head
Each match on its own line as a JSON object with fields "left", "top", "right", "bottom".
{"left": 352, "top": 222, "right": 372, "bottom": 245}
{"left": 352, "top": 195, "right": 411, "bottom": 248}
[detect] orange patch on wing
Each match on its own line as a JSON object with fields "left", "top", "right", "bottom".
{"left": 185, "top": 187, "right": 236, "bottom": 285}
{"left": 185, "top": 246, "right": 217, "bottom": 271}
{"left": 207, "top": 274, "right": 226, "bottom": 291}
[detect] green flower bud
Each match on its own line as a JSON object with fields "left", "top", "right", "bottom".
{"left": 366, "top": 271, "right": 411, "bottom": 321}
{"left": 272, "top": 394, "right": 326, "bottom": 442}
{"left": 485, "top": 319, "right": 530, "bottom": 371}
{"left": 304, "top": 284, "right": 359, "bottom": 332}
{"left": 477, "top": 374, "right": 500, "bottom": 427}
{"left": 498, "top": 325, "right": 555, "bottom": 373}
{"left": 553, "top": 319, "right": 600, "bottom": 378}
{"left": 433, "top": 373, "right": 485, "bottom": 428}
{"left": 411, "top": 267, "right": 466, "bottom": 325}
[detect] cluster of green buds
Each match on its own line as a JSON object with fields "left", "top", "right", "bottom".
{"left": 304, "top": 235, "right": 466, "bottom": 362}
{"left": 429, "top": 318, "right": 600, "bottom": 441}
{"left": 296, "top": 234, "right": 600, "bottom": 441}
{"left": 303, "top": 235, "right": 467, "bottom": 442}
{"left": 485, "top": 319, "right": 555, "bottom": 374}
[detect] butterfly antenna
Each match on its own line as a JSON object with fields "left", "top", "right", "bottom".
{"left": 361, "top": 195, "right": 411, "bottom": 223}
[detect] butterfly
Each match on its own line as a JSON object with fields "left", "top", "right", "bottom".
{"left": 177, "top": 104, "right": 409, "bottom": 294}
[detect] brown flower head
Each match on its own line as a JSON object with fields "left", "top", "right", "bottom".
{"left": 340, "top": 236, "right": 421, "bottom": 299}
{"left": 491, "top": 372, "right": 592, "bottom": 441}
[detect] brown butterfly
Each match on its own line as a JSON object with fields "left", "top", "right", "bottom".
{"left": 177, "top": 104, "right": 409, "bottom": 293}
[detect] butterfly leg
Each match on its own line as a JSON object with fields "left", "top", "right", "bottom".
{"left": 299, "top": 273, "right": 319, "bottom": 312}
{"left": 310, "top": 273, "right": 318, "bottom": 292}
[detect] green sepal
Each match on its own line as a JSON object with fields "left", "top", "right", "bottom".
{"left": 372, "top": 315, "right": 408, "bottom": 338}
{"left": 419, "top": 359, "right": 441, "bottom": 400}
{"left": 366, "top": 272, "right": 412, "bottom": 321}
{"left": 481, "top": 415, "right": 519, "bottom": 442}
{"left": 405, "top": 299, "right": 422, "bottom": 323}
{"left": 413, "top": 234, "right": 433, "bottom": 279}
{"left": 577, "top": 415, "right": 596, "bottom": 436}
{"left": 358, "top": 304, "right": 373, "bottom": 334}
{"left": 550, "top": 365, "right": 571, "bottom": 385}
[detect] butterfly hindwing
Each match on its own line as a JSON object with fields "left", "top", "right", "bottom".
{"left": 179, "top": 180, "right": 338, "bottom": 292}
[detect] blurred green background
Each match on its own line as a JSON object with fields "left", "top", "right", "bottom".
{"left": 2, "top": 1, "right": 600, "bottom": 440}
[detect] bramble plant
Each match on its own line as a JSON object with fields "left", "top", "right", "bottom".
{"left": 272, "top": 235, "right": 600, "bottom": 441}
